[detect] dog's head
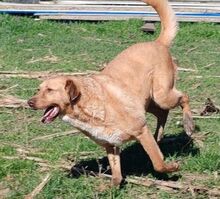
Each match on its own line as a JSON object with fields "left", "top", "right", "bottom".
{"left": 28, "top": 76, "right": 80, "bottom": 124}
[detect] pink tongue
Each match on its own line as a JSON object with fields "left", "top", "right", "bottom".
{"left": 41, "top": 106, "right": 59, "bottom": 124}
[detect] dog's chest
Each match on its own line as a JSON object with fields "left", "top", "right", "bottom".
{"left": 62, "top": 115, "right": 123, "bottom": 146}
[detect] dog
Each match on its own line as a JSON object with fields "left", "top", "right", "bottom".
{"left": 28, "top": 0, "right": 194, "bottom": 186}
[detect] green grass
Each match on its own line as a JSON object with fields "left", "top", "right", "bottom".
{"left": 0, "top": 14, "right": 219, "bottom": 198}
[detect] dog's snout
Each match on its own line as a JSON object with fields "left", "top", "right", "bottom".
{"left": 28, "top": 98, "right": 36, "bottom": 108}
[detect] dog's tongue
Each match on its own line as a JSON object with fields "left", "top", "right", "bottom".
{"left": 41, "top": 106, "right": 59, "bottom": 124}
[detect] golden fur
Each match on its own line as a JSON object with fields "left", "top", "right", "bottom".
{"left": 28, "top": 0, "right": 194, "bottom": 186}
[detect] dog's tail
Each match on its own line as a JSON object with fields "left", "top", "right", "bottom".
{"left": 142, "top": 0, "right": 178, "bottom": 47}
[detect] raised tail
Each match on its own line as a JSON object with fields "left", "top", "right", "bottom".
{"left": 142, "top": 0, "right": 178, "bottom": 47}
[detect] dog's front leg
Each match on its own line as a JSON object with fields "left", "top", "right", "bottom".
{"left": 106, "top": 146, "right": 123, "bottom": 186}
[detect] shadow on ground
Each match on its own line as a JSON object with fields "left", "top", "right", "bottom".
{"left": 69, "top": 132, "right": 200, "bottom": 181}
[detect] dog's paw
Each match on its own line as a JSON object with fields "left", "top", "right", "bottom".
{"left": 166, "top": 162, "right": 180, "bottom": 172}
{"left": 111, "top": 176, "right": 123, "bottom": 187}
{"left": 155, "top": 162, "right": 180, "bottom": 173}
{"left": 183, "top": 112, "right": 195, "bottom": 136}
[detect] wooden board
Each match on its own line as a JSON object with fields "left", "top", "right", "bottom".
{"left": 41, "top": 1, "right": 220, "bottom": 7}
{"left": 1, "top": 2, "right": 220, "bottom": 12}
{"left": 39, "top": 15, "right": 220, "bottom": 22}
{"left": 46, "top": 0, "right": 220, "bottom": 5}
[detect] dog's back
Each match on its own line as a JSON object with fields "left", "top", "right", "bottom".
{"left": 101, "top": 0, "right": 177, "bottom": 102}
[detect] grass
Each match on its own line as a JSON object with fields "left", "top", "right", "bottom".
{"left": 0, "top": 14, "right": 220, "bottom": 198}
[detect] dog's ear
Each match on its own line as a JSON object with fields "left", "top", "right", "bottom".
{"left": 65, "top": 79, "right": 80, "bottom": 104}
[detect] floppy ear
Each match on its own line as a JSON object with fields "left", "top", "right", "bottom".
{"left": 65, "top": 79, "right": 80, "bottom": 104}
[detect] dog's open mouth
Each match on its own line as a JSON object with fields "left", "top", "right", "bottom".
{"left": 41, "top": 106, "right": 60, "bottom": 124}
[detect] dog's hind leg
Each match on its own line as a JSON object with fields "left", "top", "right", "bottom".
{"left": 152, "top": 86, "right": 194, "bottom": 136}
{"left": 147, "top": 100, "right": 169, "bottom": 142}
{"left": 136, "top": 126, "right": 179, "bottom": 173}
{"left": 179, "top": 94, "right": 194, "bottom": 136}
{"left": 151, "top": 56, "right": 194, "bottom": 136}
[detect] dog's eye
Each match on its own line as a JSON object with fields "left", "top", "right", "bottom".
{"left": 47, "top": 88, "right": 53, "bottom": 92}
{"left": 36, "top": 88, "right": 40, "bottom": 94}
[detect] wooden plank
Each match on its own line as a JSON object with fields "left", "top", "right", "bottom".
{"left": 41, "top": 1, "right": 220, "bottom": 7}
{"left": 0, "top": 3, "right": 220, "bottom": 13}
{"left": 1, "top": 2, "right": 220, "bottom": 14}
{"left": 1, "top": 2, "right": 220, "bottom": 10}
{"left": 2, "top": 5, "right": 219, "bottom": 12}
{"left": 39, "top": 15, "right": 220, "bottom": 22}
{"left": 48, "top": 0, "right": 220, "bottom": 5}
{"left": 3, "top": 2, "right": 220, "bottom": 7}
{"left": 1, "top": 10, "right": 219, "bottom": 15}
{"left": 32, "top": 10, "right": 220, "bottom": 21}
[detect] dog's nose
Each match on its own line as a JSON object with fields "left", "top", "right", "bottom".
{"left": 27, "top": 98, "right": 36, "bottom": 108}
